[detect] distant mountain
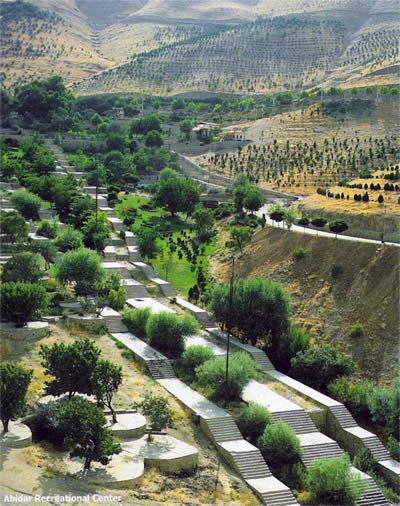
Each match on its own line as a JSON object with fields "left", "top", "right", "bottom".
{"left": 1, "top": 0, "right": 399, "bottom": 93}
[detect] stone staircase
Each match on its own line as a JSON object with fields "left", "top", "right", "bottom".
{"left": 147, "top": 359, "right": 176, "bottom": 379}
{"left": 271, "top": 410, "right": 317, "bottom": 434}
{"left": 196, "top": 312, "right": 216, "bottom": 329}
{"left": 363, "top": 436, "right": 391, "bottom": 461}
{"left": 250, "top": 350, "right": 275, "bottom": 372}
{"left": 357, "top": 476, "right": 389, "bottom": 506}
{"left": 329, "top": 404, "right": 357, "bottom": 428}
{"left": 302, "top": 442, "right": 344, "bottom": 468}
{"left": 205, "top": 416, "right": 243, "bottom": 443}
{"left": 231, "top": 449, "right": 271, "bottom": 479}
{"left": 261, "top": 489, "right": 299, "bottom": 506}
{"left": 103, "top": 315, "right": 128, "bottom": 333}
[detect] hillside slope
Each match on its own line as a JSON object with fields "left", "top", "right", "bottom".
{"left": 211, "top": 227, "right": 399, "bottom": 386}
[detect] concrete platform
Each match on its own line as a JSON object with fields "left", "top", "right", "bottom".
{"left": 298, "top": 432, "right": 335, "bottom": 446}
{"left": 123, "top": 435, "right": 198, "bottom": 474}
{"left": 243, "top": 380, "right": 303, "bottom": 413}
{"left": 126, "top": 297, "right": 175, "bottom": 314}
{"left": 69, "top": 451, "right": 144, "bottom": 488}
{"left": 106, "top": 412, "right": 146, "bottom": 439}
{"left": 111, "top": 332, "right": 166, "bottom": 362}
{"left": 0, "top": 321, "right": 50, "bottom": 340}
{"left": 158, "top": 378, "right": 226, "bottom": 420}
{"left": 0, "top": 421, "right": 32, "bottom": 448}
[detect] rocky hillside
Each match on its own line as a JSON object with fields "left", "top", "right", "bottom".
{"left": 211, "top": 226, "right": 399, "bottom": 386}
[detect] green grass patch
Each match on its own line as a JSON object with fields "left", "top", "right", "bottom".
{"left": 116, "top": 194, "right": 216, "bottom": 296}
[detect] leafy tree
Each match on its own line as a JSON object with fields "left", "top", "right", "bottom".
{"left": 136, "top": 227, "right": 160, "bottom": 261}
{"left": 130, "top": 113, "right": 162, "bottom": 135}
{"left": 134, "top": 393, "right": 174, "bottom": 441}
{"left": 68, "top": 194, "right": 95, "bottom": 229}
{"left": 0, "top": 211, "right": 28, "bottom": 244}
{"left": 106, "top": 133, "right": 128, "bottom": 152}
{"left": 28, "top": 240, "right": 57, "bottom": 268}
{"left": 146, "top": 312, "right": 199, "bottom": 358}
{"left": 15, "top": 76, "right": 74, "bottom": 124}
{"left": 0, "top": 363, "right": 32, "bottom": 433}
{"left": 56, "top": 397, "right": 121, "bottom": 470}
{"left": 2, "top": 252, "right": 44, "bottom": 283}
{"left": 37, "top": 219, "right": 58, "bottom": 239}
{"left": 91, "top": 359, "right": 122, "bottom": 424}
{"left": 122, "top": 308, "right": 151, "bottom": 339}
{"left": 145, "top": 130, "right": 163, "bottom": 148}
{"left": 230, "top": 226, "right": 253, "bottom": 253}
{"left": 243, "top": 186, "right": 264, "bottom": 214}
{"left": 208, "top": 277, "right": 291, "bottom": 349}
{"left": 329, "top": 219, "right": 349, "bottom": 238}
{"left": 196, "top": 352, "right": 258, "bottom": 402}
{"left": 0, "top": 282, "right": 48, "bottom": 327}
{"left": 40, "top": 337, "right": 101, "bottom": 399}
{"left": 258, "top": 420, "right": 303, "bottom": 468}
{"left": 97, "top": 273, "right": 126, "bottom": 311}
{"left": 51, "top": 176, "right": 78, "bottom": 221}
{"left": 154, "top": 175, "right": 200, "bottom": 217}
{"left": 10, "top": 190, "right": 41, "bottom": 220}
{"left": 237, "top": 402, "right": 272, "bottom": 444}
{"left": 284, "top": 208, "right": 298, "bottom": 229}
{"left": 56, "top": 248, "right": 104, "bottom": 297}
{"left": 291, "top": 345, "right": 355, "bottom": 390}
{"left": 269, "top": 205, "right": 285, "bottom": 227}
{"left": 180, "top": 345, "right": 215, "bottom": 383}
{"left": 192, "top": 207, "right": 215, "bottom": 242}
{"left": 307, "top": 455, "right": 364, "bottom": 505}
{"left": 81, "top": 212, "right": 111, "bottom": 253}
{"left": 180, "top": 118, "right": 196, "bottom": 140}
{"left": 311, "top": 217, "right": 327, "bottom": 233}
{"left": 54, "top": 225, "right": 83, "bottom": 252}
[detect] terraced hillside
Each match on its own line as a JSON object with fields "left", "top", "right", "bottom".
{"left": 0, "top": 0, "right": 112, "bottom": 87}
{"left": 76, "top": 15, "right": 349, "bottom": 95}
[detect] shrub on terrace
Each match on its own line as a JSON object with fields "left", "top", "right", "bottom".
{"left": 0, "top": 211, "right": 28, "bottom": 244}
{"left": 290, "top": 345, "right": 355, "bottom": 390}
{"left": 0, "top": 282, "right": 48, "bottom": 327}
{"left": 2, "top": 252, "right": 44, "bottom": 283}
{"left": 10, "top": 189, "right": 42, "bottom": 220}
{"left": 122, "top": 308, "right": 151, "bottom": 339}
{"left": 146, "top": 312, "right": 199, "bottom": 358}
{"left": 196, "top": 352, "right": 258, "bottom": 402}
{"left": 258, "top": 420, "right": 303, "bottom": 468}
{"left": 327, "top": 377, "right": 371, "bottom": 418}
{"left": 37, "top": 219, "right": 58, "bottom": 239}
{"left": 307, "top": 455, "right": 364, "bottom": 505}
{"left": 56, "top": 248, "right": 104, "bottom": 297}
{"left": 54, "top": 225, "right": 83, "bottom": 252}
{"left": 237, "top": 402, "right": 272, "bottom": 444}
{"left": 0, "top": 362, "right": 33, "bottom": 433}
{"left": 180, "top": 345, "right": 215, "bottom": 383}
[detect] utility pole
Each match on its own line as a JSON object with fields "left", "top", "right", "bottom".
{"left": 95, "top": 180, "right": 99, "bottom": 231}
{"left": 225, "top": 256, "right": 235, "bottom": 393}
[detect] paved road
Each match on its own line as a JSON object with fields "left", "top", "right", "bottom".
{"left": 256, "top": 205, "right": 400, "bottom": 247}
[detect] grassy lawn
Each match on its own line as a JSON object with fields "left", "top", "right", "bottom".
{"left": 116, "top": 194, "right": 217, "bottom": 295}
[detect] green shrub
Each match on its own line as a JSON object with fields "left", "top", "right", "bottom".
{"left": 327, "top": 377, "right": 371, "bottom": 418}
{"left": 56, "top": 248, "right": 104, "bottom": 297}
{"left": 307, "top": 455, "right": 364, "bottom": 505}
{"left": 122, "top": 308, "right": 151, "bottom": 339}
{"left": 349, "top": 323, "right": 364, "bottom": 339}
{"left": 353, "top": 448, "right": 377, "bottom": 473}
{"left": 30, "top": 398, "right": 68, "bottom": 446}
{"left": 292, "top": 247, "right": 306, "bottom": 261}
{"left": 196, "top": 352, "right": 258, "bottom": 401}
{"left": 10, "top": 190, "right": 42, "bottom": 220}
{"left": 273, "top": 323, "right": 311, "bottom": 372}
{"left": 258, "top": 420, "right": 303, "bottom": 468}
{"left": 146, "top": 312, "right": 199, "bottom": 358}
{"left": 180, "top": 345, "right": 215, "bottom": 383}
{"left": 386, "top": 436, "right": 400, "bottom": 461}
{"left": 368, "top": 388, "right": 392, "bottom": 430}
{"left": 237, "top": 402, "right": 272, "bottom": 444}
{"left": 107, "top": 287, "right": 126, "bottom": 311}
{"left": 0, "top": 282, "right": 48, "bottom": 327}
{"left": 290, "top": 345, "right": 355, "bottom": 390}
{"left": 37, "top": 220, "right": 58, "bottom": 239}
{"left": 2, "top": 252, "right": 44, "bottom": 283}
{"left": 54, "top": 226, "right": 83, "bottom": 252}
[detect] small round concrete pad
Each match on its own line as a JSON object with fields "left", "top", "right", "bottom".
{"left": 0, "top": 421, "right": 32, "bottom": 448}
{"left": 106, "top": 412, "right": 146, "bottom": 439}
